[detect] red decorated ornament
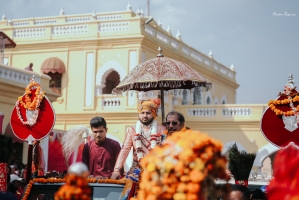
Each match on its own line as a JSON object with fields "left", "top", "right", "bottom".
{"left": 261, "top": 74, "right": 299, "bottom": 148}
{"left": 10, "top": 78, "right": 55, "bottom": 143}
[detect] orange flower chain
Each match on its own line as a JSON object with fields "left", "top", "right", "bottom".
{"left": 22, "top": 177, "right": 125, "bottom": 200}
{"left": 17, "top": 78, "right": 45, "bottom": 111}
{"left": 268, "top": 94, "right": 299, "bottom": 116}
{"left": 16, "top": 78, "right": 46, "bottom": 126}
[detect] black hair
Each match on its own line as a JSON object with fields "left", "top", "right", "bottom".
{"left": 251, "top": 189, "right": 265, "bottom": 199}
{"left": 166, "top": 111, "right": 185, "bottom": 123}
{"left": 90, "top": 116, "right": 107, "bottom": 129}
{"left": 231, "top": 184, "right": 250, "bottom": 200}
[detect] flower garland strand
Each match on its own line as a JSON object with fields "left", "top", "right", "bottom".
{"left": 16, "top": 78, "right": 45, "bottom": 126}
{"left": 134, "top": 119, "right": 158, "bottom": 160}
{"left": 268, "top": 86, "right": 299, "bottom": 117}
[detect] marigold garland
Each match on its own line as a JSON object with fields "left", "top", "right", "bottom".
{"left": 132, "top": 130, "right": 230, "bottom": 200}
{"left": 21, "top": 177, "right": 125, "bottom": 200}
{"left": 18, "top": 78, "right": 45, "bottom": 111}
{"left": 268, "top": 86, "right": 299, "bottom": 117}
{"left": 16, "top": 78, "right": 46, "bottom": 126}
{"left": 16, "top": 79, "right": 45, "bottom": 126}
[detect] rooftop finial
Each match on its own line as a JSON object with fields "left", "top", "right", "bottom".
{"left": 136, "top": 7, "right": 141, "bottom": 16}
{"left": 167, "top": 25, "right": 171, "bottom": 34}
{"left": 127, "top": 2, "right": 132, "bottom": 11}
{"left": 158, "top": 19, "right": 162, "bottom": 27}
{"left": 176, "top": 30, "right": 181, "bottom": 40}
{"left": 287, "top": 74, "right": 295, "bottom": 89}
{"left": 157, "top": 46, "right": 164, "bottom": 57}
{"left": 8, "top": 18, "right": 12, "bottom": 25}
{"left": 60, "top": 7, "right": 65, "bottom": 15}
{"left": 289, "top": 74, "right": 294, "bottom": 83}
{"left": 209, "top": 50, "right": 213, "bottom": 59}
{"left": 230, "top": 63, "right": 235, "bottom": 71}
{"left": 92, "top": 10, "right": 97, "bottom": 18}
{"left": 2, "top": 13, "right": 6, "bottom": 20}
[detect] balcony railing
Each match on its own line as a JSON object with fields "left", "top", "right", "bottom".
{"left": 174, "top": 104, "right": 268, "bottom": 121}
{"left": 0, "top": 63, "right": 60, "bottom": 102}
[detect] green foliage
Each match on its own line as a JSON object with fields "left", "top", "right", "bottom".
{"left": 0, "top": 134, "right": 13, "bottom": 163}
{"left": 227, "top": 143, "right": 256, "bottom": 180}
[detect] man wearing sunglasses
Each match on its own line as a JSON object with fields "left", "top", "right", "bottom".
{"left": 164, "top": 111, "right": 188, "bottom": 137}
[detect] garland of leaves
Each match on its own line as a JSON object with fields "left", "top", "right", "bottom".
{"left": 227, "top": 143, "right": 256, "bottom": 181}
{"left": 0, "top": 134, "right": 13, "bottom": 163}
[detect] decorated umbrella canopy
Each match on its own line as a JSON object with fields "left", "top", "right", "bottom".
{"left": 112, "top": 47, "right": 212, "bottom": 122}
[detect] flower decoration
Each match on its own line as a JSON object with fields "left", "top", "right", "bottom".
{"left": 268, "top": 75, "right": 299, "bottom": 118}
{"left": 132, "top": 130, "right": 230, "bottom": 200}
{"left": 16, "top": 78, "right": 45, "bottom": 126}
{"left": 134, "top": 119, "right": 159, "bottom": 160}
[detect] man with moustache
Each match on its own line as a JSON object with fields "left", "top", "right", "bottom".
{"left": 82, "top": 116, "right": 122, "bottom": 178}
{"left": 164, "top": 111, "right": 188, "bottom": 138}
{"left": 111, "top": 99, "right": 166, "bottom": 179}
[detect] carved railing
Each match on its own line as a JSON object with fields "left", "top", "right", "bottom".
{"left": 174, "top": 104, "right": 267, "bottom": 121}
{"left": 102, "top": 98, "right": 121, "bottom": 107}
{"left": 0, "top": 63, "right": 40, "bottom": 84}
{"left": 188, "top": 108, "right": 217, "bottom": 116}
{"left": 1, "top": 10, "right": 236, "bottom": 81}
{"left": 143, "top": 24, "right": 236, "bottom": 80}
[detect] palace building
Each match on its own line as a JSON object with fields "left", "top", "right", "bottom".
{"left": 0, "top": 4, "right": 274, "bottom": 180}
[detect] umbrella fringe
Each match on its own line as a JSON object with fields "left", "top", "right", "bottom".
{"left": 112, "top": 81, "right": 212, "bottom": 95}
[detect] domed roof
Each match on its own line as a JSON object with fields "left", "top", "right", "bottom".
{"left": 41, "top": 57, "right": 66, "bottom": 74}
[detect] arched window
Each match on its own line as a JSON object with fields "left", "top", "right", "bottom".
{"left": 41, "top": 57, "right": 66, "bottom": 95}
{"left": 206, "top": 96, "right": 211, "bottom": 105}
{"left": 222, "top": 100, "right": 226, "bottom": 104}
{"left": 182, "top": 89, "right": 189, "bottom": 105}
{"left": 102, "top": 71, "right": 120, "bottom": 94}
{"left": 193, "top": 87, "right": 201, "bottom": 105}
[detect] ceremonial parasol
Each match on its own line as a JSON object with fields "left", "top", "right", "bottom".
{"left": 112, "top": 47, "right": 212, "bottom": 122}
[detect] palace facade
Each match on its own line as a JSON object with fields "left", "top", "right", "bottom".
{"left": 0, "top": 4, "right": 276, "bottom": 180}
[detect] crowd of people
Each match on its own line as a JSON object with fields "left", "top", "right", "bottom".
{"left": 1, "top": 99, "right": 269, "bottom": 199}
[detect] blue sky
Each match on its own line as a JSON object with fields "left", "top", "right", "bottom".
{"left": 1, "top": 0, "right": 298, "bottom": 104}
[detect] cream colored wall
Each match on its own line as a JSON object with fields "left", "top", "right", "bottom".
{"left": 1, "top": 10, "right": 275, "bottom": 174}
{"left": 0, "top": 101, "right": 14, "bottom": 133}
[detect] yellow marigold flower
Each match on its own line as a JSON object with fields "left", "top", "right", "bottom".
{"left": 173, "top": 192, "right": 186, "bottom": 200}
{"left": 146, "top": 163, "right": 156, "bottom": 172}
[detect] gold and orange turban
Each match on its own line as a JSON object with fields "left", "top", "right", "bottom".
{"left": 137, "top": 99, "right": 161, "bottom": 118}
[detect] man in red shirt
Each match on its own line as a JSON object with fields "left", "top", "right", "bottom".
{"left": 82, "top": 116, "right": 122, "bottom": 178}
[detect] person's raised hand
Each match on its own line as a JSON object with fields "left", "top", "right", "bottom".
{"left": 110, "top": 171, "right": 121, "bottom": 180}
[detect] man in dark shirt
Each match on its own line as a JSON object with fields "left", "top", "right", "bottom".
{"left": 82, "top": 116, "right": 122, "bottom": 178}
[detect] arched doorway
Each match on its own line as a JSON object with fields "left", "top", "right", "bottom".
{"left": 95, "top": 60, "right": 126, "bottom": 95}
{"left": 102, "top": 71, "right": 120, "bottom": 94}
{"left": 260, "top": 151, "right": 277, "bottom": 178}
